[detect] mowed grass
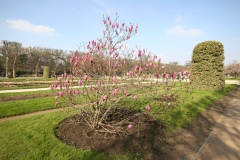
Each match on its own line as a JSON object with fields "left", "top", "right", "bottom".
{"left": 0, "top": 90, "right": 53, "bottom": 98}
{"left": 0, "top": 97, "right": 57, "bottom": 118}
{"left": 0, "top": 111, "right": 143, "bottom": 160}
{"left": 0, "top": 84, "right": 237, "bottom": 159}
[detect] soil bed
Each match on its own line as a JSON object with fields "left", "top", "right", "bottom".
{"left": 55, "top": 108, "right": 166, "bottom": 156}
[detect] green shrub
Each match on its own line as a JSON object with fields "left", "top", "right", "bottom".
{"left": 43, "top": 66, "right": 51, "bottom": 78}
{"left": 191, "top": 41, "right": 225, "bottom": 91}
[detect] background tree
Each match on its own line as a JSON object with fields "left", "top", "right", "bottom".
{"left": 224, "top": 60, "right": 240, "bottom": 79}
{"left": 9, "top": 42, "right": 22, "bottom": 78}
{"left": 1, "top": 40, "right": 11, "bottom": 77}
{"left": 191, "top": 41, "right": 225, "bottom": 91}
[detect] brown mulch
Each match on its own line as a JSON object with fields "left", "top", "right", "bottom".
{"left": 54, "top": 85, "right": 240, "bottom": 159}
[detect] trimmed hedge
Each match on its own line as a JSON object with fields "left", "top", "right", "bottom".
{"left": 191, "top": 41, "right": 225, "bottom": 91}
{"left": 43, "top": 66, "right": 51, "bottom": 78}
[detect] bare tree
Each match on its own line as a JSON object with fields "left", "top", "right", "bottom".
{"left": 1, "top": 40, "right": 11, "bottom": 77}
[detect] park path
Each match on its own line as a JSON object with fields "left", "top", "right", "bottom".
{"left": 192, "top": 83, "right": 240, "bottom": 160}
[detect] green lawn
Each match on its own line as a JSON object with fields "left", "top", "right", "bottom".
{"left": 0, "top": 90, "right": 53, "bottom": 98}
{"left": 0, "top": 84, "right": 237, "bottom": 159}
{"left": 0, "top": 111, "right": 142, "bottom": 160}
{"left": 0, "top": 97, "right": 57, "bottom": 118}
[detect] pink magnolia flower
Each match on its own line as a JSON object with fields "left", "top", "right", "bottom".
{"left": 69, "top": 90, "right": 74, "bottom": 94}
{"left": 139, "top": 68, "right": 143, "bottom": 73}
{"left": 115, "top": 22, "right": 119, "bottom": 28}
{"left": 97, "top": 81, "right": 101, "bottom": 87}
{"left": 115, "top": 88, "right": 119, "bottom": 94}
{"left": 145, "top": 104, "right": 151, "bottom": 111}
{"left": 55, "top": 96, "right": 58, "bottom": 100}
{"left": 163, "top": 95, "right": 167, "bottom": 100}
{"left": 161, "top": 66, "right": 165, "bottom": 70}
{"left": 128, "top": 124, "right": 132, "bottom": 130}
{"left": 89, "top": 85, "right": 92, "bottom": 91}
{"left": 124, "top": 90, "right": 127, "bottom": 96}
{"left": 55, "top": 102, "right": 59, "bottom": 106}
{"left": 127, "top": 71, "right": 133, "bottom": 77}
{"left": 166, "top": 74, "right": 170, "bottom": 79}
{"left": 70, "top": 56, "right": 74, "bottom": 63}
{"left": 149, "top": 62, "right": 153, "bottom": 67}
{"left": 134, "top": 95, "right": 137, "bottom": 100}
{"left": 138, "top": 50, "right": 142, "bottom": 57}
{"left": 103, "top": 95, "right": 108, "bottom": 101}
{"left": 113, "top": 76, "right": 118, "bottom": 84}
{"left": 78, "top": 80, "right": 83, "bottom": 86}
{"left": 135, "top": 65, "right": 139, "bottom": 71}
{"left": 84, "top": 75, "right": 88, "bottom": 80}
{"left": 168, "top": 102, "right": 172, "bottom": 107}
{"left": 59, "top": 92, "right": 63, "bottom": 97}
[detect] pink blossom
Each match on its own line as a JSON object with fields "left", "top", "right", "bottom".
{"left": 78, "top": 80, "right": 83, "bottom": 86}
{"left": 113, "top": 76, "right": 118, "bottom": 84}
{"left": 69, "top": 90, "right": 74, "bottom": 94}
{"left": 138, "top": 50, "right": 142, "bottom": 57}
{"left": 161, "top": 66, "right": 165, "bottom": 70}
{"left": 70, "top": 56, "right": 74, "bottom": 63}
{"left": 89, "top": 85, "right": 92, "bottom": 91}
{"left": 127, "top": 71, "right": 133, "bottom": 77}
{"left": 103, "top": 95, "right": 108, "bottom": 101}
{"left": 128, "top": 124, "right": 132, "bottom": 130}
{"left": 149, "top": 62, "right": 153, "bottom": 67}
{"left": 55, "top": 102, "right": 59, "bottom": 106}
{"left": 186, "top": 88, "right": 188, "bottom": 92}
{"left": 139, "top": 68, "right": 143, "bottom": 73}
{"left": 55, "top": 96, "right": 58, "bottom": 100}
{"left": 59, "top": 92, "right": 63, "bottom": 97}
{"left": 134, "top": 95, "right": 137, "bottom": 100}
{"left": 163, "top": 95, "right": 167, "bottom": 100}
{"left": 168, "top": 102, "right": 172, "bottom": 107}
{"left": 122, "top": 23, "right": 125, "bottom": 27}
{"left": 158, "top": 58, "right": 161, "bottom": 63}
{"left": 124, "top": 90, "right": 127, "bottom": 96}
{"left": 97, "top": 81, "right": 101, "bottom": 87}
{"left": 57, "top": 77, "right": 61, "bottom": 81}
{"left": 145, "top": 104, "right": 151, "bottom": 111}
{"left": 84, "top": 75, "right": 88, "bottom": 80}
{"left": 115, "top": 88, "right": 119, "bottom": 94}
{"left": 115, "top": 22, "right": 119, "bottom": 28}
{"left": 135, "top": 65, "right": 139, "bottom": 71}
{"left": 166, "top": 74, "right": 170, "bottom": 79}
{"left": 136, "top": 23, "right": 138, "bottom": 28}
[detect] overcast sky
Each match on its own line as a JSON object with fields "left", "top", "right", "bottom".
{"left": 0, "top": 0, "right": 239, "bottom": 65}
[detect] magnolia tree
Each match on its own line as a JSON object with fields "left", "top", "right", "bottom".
{"left": 225, "top": 61, "right": 240, "bottom": 79}
{"left": 51, "top": 14, "right": 193, "bottom": 135}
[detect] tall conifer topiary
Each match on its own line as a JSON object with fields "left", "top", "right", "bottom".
{"left": 43, "top": 66, "right": 51, "bottom": 78}
{"left": 191, "top": 41, "right": 225, "bottom": 91}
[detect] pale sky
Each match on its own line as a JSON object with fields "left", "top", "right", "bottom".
{"left": 0, "top": 0, "right": 239, "bottom": 65}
